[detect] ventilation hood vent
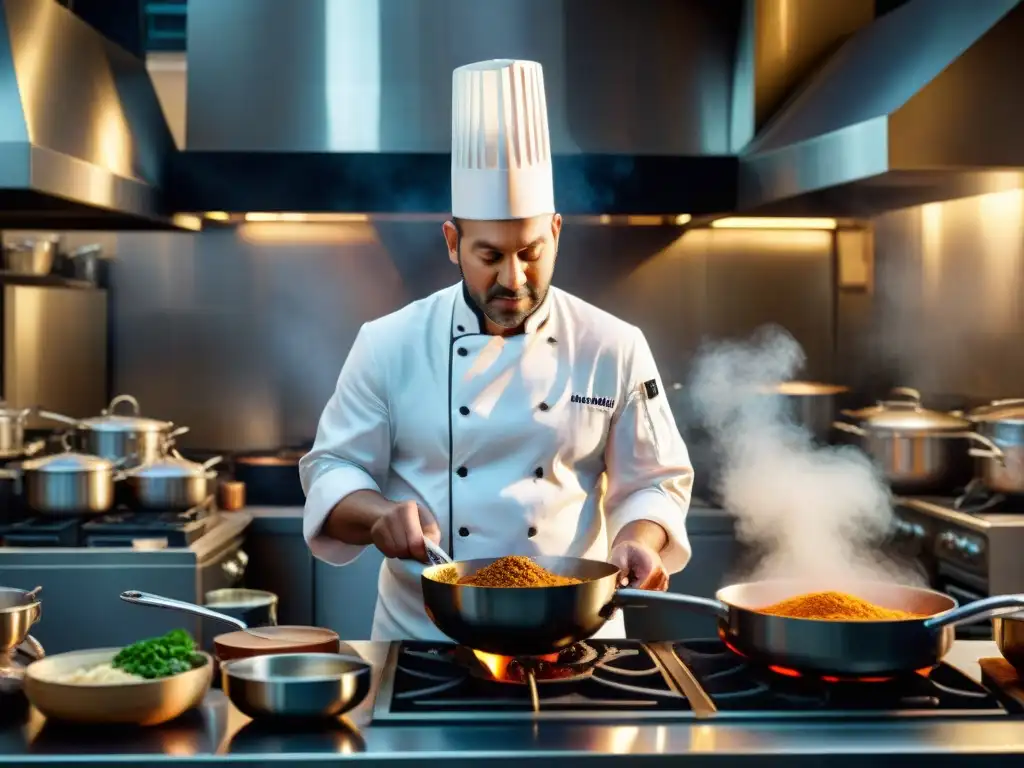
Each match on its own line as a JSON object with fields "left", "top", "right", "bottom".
{"left": 0, "top": 0, "right": 182, "bottom": 229}
{"left": 739, "top": 0, "right": 1024, "bottom": 217}
{"left": 169, "top": 0, "right": 740, "bottom": 217}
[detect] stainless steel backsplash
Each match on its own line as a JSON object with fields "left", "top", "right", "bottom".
{"left": 859, "top": 189, "right": 1024, "bottom": 404}
{"left": 112, "top": 223, "right": 836, "bottom": 450}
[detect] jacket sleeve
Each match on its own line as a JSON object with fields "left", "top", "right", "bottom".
{"left": 298, "top": 324, "right": 392, "bottom": 566}
{"left": 603, "top": 326, "right": 694, "bottom": 574}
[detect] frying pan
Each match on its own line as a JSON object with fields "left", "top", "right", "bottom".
{"left": 422, "top": 557, "right": 1024, "bottom": 675}
{"left": 120, "top": 591, "right": 340, "bottom": 661}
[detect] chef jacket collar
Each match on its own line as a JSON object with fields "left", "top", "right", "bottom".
{"left": 454, "top": 282, "right": 553, "bottom": 337}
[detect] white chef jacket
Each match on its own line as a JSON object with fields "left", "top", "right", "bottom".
{"left": 300, "top": 282, "right": 694, "bottom": 642}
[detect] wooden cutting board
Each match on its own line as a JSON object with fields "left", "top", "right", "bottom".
{"left": 979, "top": 657, "right": 1024, "bottom": 708}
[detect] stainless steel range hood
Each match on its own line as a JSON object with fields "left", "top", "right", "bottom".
{"left": 739, "top": 0, "right": 1024, "bottom": 217}
{"left": 169, "top": 0, "right": 740, "bottom": 217}
{"left": 0, "top": 0, "right": 182, "bottom": 230}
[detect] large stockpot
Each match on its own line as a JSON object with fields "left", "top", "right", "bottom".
{"left": 760, "top": 381, "right": 849, "bottom": 444}
{"left": 0, "top": 438, "right": 120, "bottom": 515}
{"left": 122, "top": 451, "right": 223, "bottom": 510}
{"left": 963, "top": 399, "right": 1024, "bottom": 495}
{"left": 38, "top": 394, "right": 188, "bottom": 468}
{"left": 833, "top": 387, "right": 1002, "bottom": 493}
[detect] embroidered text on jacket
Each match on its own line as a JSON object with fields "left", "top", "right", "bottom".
{"left": 571, "top": 393, "right": 616, "bottom": 410}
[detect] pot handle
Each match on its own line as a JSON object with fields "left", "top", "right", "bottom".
{"left": 832, "top": 421, "right": 867, "bottom": 437}
{"left": 882, "top": 387, "right": 922, "bottom": 406}
{"left": 106, "top": 394, "right": 141, "bottom": 416}
{"left": 35, "top": 410, "right": 81, "bottom": 427}
{"left": 924, "top": 593, "right": 1024, "bottom": 630}
{"left": 965, "top": 432, "right": 1007, "bottom": 464}
{"left": 611, "top": 587, "right": 730, "bottom": 619}
{"left": 119, "top": 589, "right": 249, "bottom": 631}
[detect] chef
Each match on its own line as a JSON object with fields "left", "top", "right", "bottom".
{"left": 300, "top": 58, "right": 694, "bottom": 642}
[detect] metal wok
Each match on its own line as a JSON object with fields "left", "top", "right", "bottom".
{"left": 421, "top": 558, "right": 1024, "bottom": 675}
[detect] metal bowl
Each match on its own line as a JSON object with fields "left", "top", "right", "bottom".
{"left": 220, "top": 653, "right": 372, "bottom": 720}
{"left": 23, "top": 648, "right": 213, "bottom": 726}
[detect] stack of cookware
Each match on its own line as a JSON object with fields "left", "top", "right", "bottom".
{"left": 0, "top": 394, "right": 220, "bottom": 516}
{"left": 833, "top": 387, "right": 1023, "bottom": 496}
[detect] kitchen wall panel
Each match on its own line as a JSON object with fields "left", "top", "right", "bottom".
{"left": 853, "top": 189, "right": 1024, "bottom": 403}
{"left": 112, "top": 224, "right": 836, "bottom": 450}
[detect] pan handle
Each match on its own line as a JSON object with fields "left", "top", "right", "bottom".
{"left": 923, "top": 593, "right": 1024, "bottom": 630}
{"left": 612, "top": 588, "right": 730, "bottom": 619}
{"left": 119, "top": 590, "right": 249, "bottom": 631}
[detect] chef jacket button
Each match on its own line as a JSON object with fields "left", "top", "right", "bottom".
{"left": 528, "top": 527, "right": 538, "bottom": 538}
{"left": 534, "top": 467, "right": 544, "bottom": 479}
{"left": 457, "top": 324, "right": 465, "bottom": 332}
{"left": 457, "top": 347, "right": 468, "bottom": 357}
{"left": 456, "top": 466, "right": 468, "bottom": 478}
{"left": 459, "top": 527, "right": 470, "bottom": 537}
{"left": 459, "top": 406, "right": 470, "bottom": 416}
{"left": 538, "top": 402, "right": 549, "bottom": 412}
{"left": 547, "top": 336, "right": 557, "bottom": 345}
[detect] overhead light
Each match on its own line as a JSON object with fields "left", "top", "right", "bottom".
{"left": 710, "top": 217, "right": 837, "bottom": 230}
{"left": 673, "top": 214, "right": 692, "bottom": 226}
{"left": 204, "top": 211, "right": 230, "bottom": 221}
{"left": 243, "top": 212, "right": 370, "bottom": 223}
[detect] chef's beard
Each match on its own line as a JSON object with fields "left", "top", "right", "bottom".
{"left": 459, "top": 260, "right": 548, "bottom": 330}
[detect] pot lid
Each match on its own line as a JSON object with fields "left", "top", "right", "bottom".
{"left": 81, "top": 413, "right": 172, "bottom": 433}
{"left": 82, "top": 394, "right": 172, "bottom": 433}
{"left": 968, "top": 399, "right": 1024, "bottom": 425}
{"left": 843, "top": 387, "right": 969, "bottom": 431}
{"left": 126, "top": 452, "right": 221, "bottom": 478}
{"left": 22, "top": 451, "right": 113, "bottom": 473}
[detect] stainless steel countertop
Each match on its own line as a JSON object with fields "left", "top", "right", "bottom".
{"left": 1, "top": 641, "right": 1023, "bottom": 766}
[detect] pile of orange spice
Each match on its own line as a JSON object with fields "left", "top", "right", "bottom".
{"left": 442, "top": 556, "right": 581, "bottom": 588}
{"left": 759, "top": 591, "right": 922, "bottom": 621}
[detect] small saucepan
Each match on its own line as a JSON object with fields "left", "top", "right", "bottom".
{"left": 994, "top": 612, "right": 1024, "bottom": 674}
{"left": 119, "top": 591, "right": 341, "bottom": 662}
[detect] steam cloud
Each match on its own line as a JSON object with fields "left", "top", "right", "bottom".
{"left": 687, "top": 326, "right": 923, "bottom": 588}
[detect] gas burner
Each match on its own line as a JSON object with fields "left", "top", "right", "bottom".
{"left": 457, "top": 642, "right": 608, "bottom": 684}
{"left": 674, "top": 638, "right": 1013, "bottom": 718}
{"left": 374, "top": 640, "right": 693, "bottom": 722}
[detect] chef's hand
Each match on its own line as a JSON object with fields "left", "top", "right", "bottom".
{"left": 609, "top": 541, "right": 669, "bottom": 591}
{"left": 370, "top": 500, "right": 441, "bottom": 563}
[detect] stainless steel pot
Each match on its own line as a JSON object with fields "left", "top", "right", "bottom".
{"left": 0, "top": 437, "right": 120, "bottom": 515}
{"left": 964, "top": 399, "right": 1024, "bottom": 494}
{"left": 0, "top": 404, "right": 34, "bottom": 458}
{"left": 37, "top": 394, "right": 188, "bottom": 468}
{"left": 833, "top": 387, "right": 1002, "bottom": 493}
{"left": 2, "top": 236, "right": 58, "bottom": 275}
{"left": 122, "top": 451, "right": 223, "bottom": 510}
{"left": 761, "top": 381, "right": 849, "bottom": 443}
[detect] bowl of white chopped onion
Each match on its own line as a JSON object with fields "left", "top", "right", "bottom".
{"left": 23, "top": 647, "right": 213, "bottom": 725}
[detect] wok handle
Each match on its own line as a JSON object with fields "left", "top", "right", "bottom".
{"left": 924, "top": 593, "right": 1024, "bottom": 630}
{"left": 119, "top": 590, "right": 249, "bottom": 631}
{"left": 613, "top": 587, "right": 730, "bottom": 619}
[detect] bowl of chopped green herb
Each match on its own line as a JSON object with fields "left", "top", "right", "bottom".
{"left": 23, "top": 629, "right": 213, "bottom": 725}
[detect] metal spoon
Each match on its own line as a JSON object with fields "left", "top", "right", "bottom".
{"left": 424, "top": 539, "right": 453, "bottom": 566}
{"left": 119, "top": 590, "right": 301, "bottom": 643}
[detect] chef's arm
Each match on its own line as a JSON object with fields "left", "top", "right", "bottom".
{"left": 299, "top": 325, "right": 393, "bottom": 566}
{"left": 603, "top": 327, "right": 694, "bottom": 574}
{"left": 611, "top": 519, "right": 668, "bottom": 554}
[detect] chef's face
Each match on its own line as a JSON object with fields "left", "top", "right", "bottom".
{"left": 443, "top": 213, "right": 562, "bottom": 334}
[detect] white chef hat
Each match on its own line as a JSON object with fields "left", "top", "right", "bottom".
{"left": 450, "top": 59, "right": 555, "bottom": 221}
